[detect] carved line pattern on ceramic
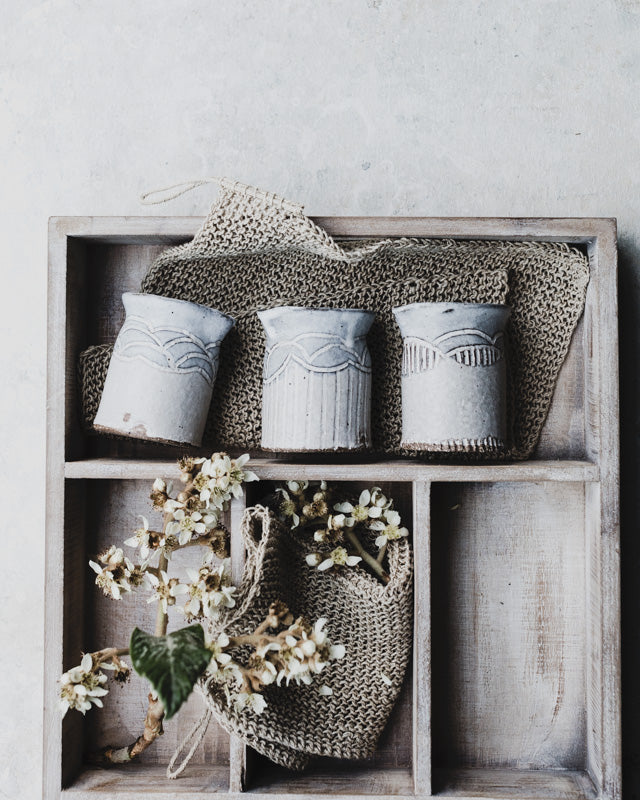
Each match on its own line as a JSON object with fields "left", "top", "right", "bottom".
{"left": 403, "top": 435, "right": 505, "bottom": 452}
{"left": 113, "top": 315, "right": 222, "bottom": 386}
{"left": 402, "top": 329, "right": 505, "bottom": 375}
{"left": 263, "top": 332, "right": 372, "bottom": 385}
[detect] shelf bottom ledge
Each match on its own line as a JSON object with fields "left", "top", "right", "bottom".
{"left": 432, "top": 767, "right": 599, "bottom": 800}
{"left": 61, "top": 764, "right": 599, "bottom": 800}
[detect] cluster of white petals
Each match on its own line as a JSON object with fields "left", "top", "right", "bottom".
{"left": 306, "top": 546, "right": 362, "bottom": 572}
{"left": 146, "top": 570, "right": 189, "bottom": 614}
{"left": 277, "top": 482, "right": 410, "bottom": 582}
{"left": 89, "top": 546, "right": 148, "bottom": 600}
{"left": 192, "top": 453, "right": 258, "bottom": 510}
{"left": 183, "top": 559, "right": 237, "bottom": 621}
{"left": 59, "top": 653, "right": 109, "bottom": 716}
{"left": 203, "top": 608, "right": 346, "bottom": 716}
{"left": 369, "top": 508, "right": 410, "bottom": 548}
{"left": 335, "top": 486, "right": 408, "bottom": 548}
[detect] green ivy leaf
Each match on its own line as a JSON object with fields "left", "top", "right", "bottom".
{"left": 130, "top": 625, "right": 212, "bottom": 719}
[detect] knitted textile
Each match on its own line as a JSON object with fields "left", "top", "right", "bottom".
{"left": 203, "top": 506, "right": 413, "bottom": 770}
{"left": 78, "top": 179, "right": 590, "bottom": 459}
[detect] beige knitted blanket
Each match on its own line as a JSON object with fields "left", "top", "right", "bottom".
{"left": 203, "top": 506, "right": 414, "bottom": 770}
{"left": 78, "top": 179, "right": 589, "bottom": 459}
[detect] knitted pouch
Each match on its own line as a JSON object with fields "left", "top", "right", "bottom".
{"left": 78, "top": 179, "right": 590, "bottom": 459}
{"left": 203, "top": 505, "right": 413, "bottom": 770}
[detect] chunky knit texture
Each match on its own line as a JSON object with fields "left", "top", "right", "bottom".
{"left": 78, "top": 179, "right": 589, "bottom": 459}
{"left": 202, "top": 506, "right": 414, "bottom": 770}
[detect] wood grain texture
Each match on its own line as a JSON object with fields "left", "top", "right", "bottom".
{"left": 61, "top": 483, "right": 88, "bottom": 786}
{"left": 247, "top": 763, "right": 414, "bottom": 796}
{"left": 45, "top": 218, "right": 70, "bottom": 800}
{"left": 229, "top": 492, "right": 250, "bottom": 793}
{"left": 65, "top": 764, "right": 229, "bottom": 796}
{"left": 431, "top": 482, "right": 587, "bottom": 771}
{"left": 432, "top": 768, "right": 598, "bottom": 800}
{"left": 413, "top": 481, "right": 431, "bottom": 795}
{"left": 49, "top": 215, "right": 616, "bottom": 244}
{"left": 585, "top": 225, "right": 621, "bottom": 800}
{"left": 64, "top": 458, "right": 600, "bottom": 483}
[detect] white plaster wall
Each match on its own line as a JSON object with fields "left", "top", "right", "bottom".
{"left": 2, "top": 1, "right": 640, "bottom": 797}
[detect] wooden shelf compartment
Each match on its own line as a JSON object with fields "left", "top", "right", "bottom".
{"left": 46, "top": 216, "right": 620, "bottom": 800}
{"left": 56, "top": 478, "right": 415, "bottom": 798}
{"left": 50, "top": 216, "right": 610, "bottom": 466}
{"left": 429, "top": 481, "right": 604, "bottom": 799}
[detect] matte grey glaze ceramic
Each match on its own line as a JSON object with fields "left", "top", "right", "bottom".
{"left": 393, "top": 302, "right": 511, "bottom": 452}
{"left": 258, "top": 306, "right": 374, "bottom": 451}
{"left": 94, "top": 293, "right": 235, "bottom": 446}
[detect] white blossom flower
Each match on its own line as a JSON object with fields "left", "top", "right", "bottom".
{"left": 165, "top": 509, "right": 215, "bottom": 545}
{"left": 256, "top": 642, "right": 282, "bottom": 662}
{"left": 59, "top": 654, "right": 109, "bottom": 716}
{"left": 369, "top": 509, "right": 409, "bottom": 548}
{"left": 146, "top": 570, "right": 189, "bottom": 614}
{"left": 318, "top": 684, "right": 333, "bottom": 696}
{"left": 207, "top": 657, "right": 243, "bottom": 690}
{"left": 230, "top": 453, "right": 258, "bottom": 491}
{"left": 276, "top": 487, "right": 300, "bottom": 527}
{"left": 286, "top": 480, "right": 308, "bottom": 494}
{"left": 183, "top": 560, "right": 237, "bottom": 620}
{"left": 203, "top": 631, "right": 244, "bottom": 688}
{"left": 334, "top": 488, "right": 385, "bottom": 523}
{"left": 124, "top": 516, "right": 154, "bottom": 560}
{"left": 274, "top": 617, "right": 345, "bottom": 688}
{"left": 163, "top": 497, "right": 184, "bottom": 515}
{"left": 206, "top": 631, "right": 231, "bottom": 662}
{"left": 89, "top": 546, "right": 134, "bottom": 600}
{"left": 193, "top": 451, "right": 257, "bottom": 510}
{"left": 152, "top": 478, "right": 169, "bottom": 493}
{"left": 312, "top": 514, "right": 349, "bottom": 545}
{"left": 317, "top": 546, "right": 361, "bottom": 572}
{"left": 276, "top": 655, "right": 313, "bottom": 687}
{"left": 234, "top": 691, "right": 267, "bottom": 714}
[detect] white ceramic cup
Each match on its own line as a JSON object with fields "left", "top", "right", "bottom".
{"left": 393, "top": 302, "right": 510, "bottom": 452}
{"left": 258, "top": 306, "right": 374, "bottom": 452}
{"left": 94, "top": 293, "right": 235, "bottom": 446}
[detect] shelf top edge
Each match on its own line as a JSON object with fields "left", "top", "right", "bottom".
{"left": 64, "top": 458, "right": 599, "bottom": 482}
{"left": 48, "top": 215, "right": 617, "bottom": 244}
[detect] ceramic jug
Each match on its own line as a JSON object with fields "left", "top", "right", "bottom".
{"left": 94, "top": 293, "right": 234, "bottom": 446}
{"left": 393, "top": 302, "right": 510, "bottom": 452}
{"left": 258, "top": 306, "right": 374, "bottom": 451}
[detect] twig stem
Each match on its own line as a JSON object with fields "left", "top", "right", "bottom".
{"left": 345, "top": 529, "right": 389, "bottom": 584}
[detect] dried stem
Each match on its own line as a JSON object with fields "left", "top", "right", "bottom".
{"left": 89, "top": 693, "right": 165, "bottom": 766}
{"left": 345, "top": 529, "right": 389, "bottom": 583}
{"left": 91, "top": 540, "right": 170, "bottom": 766}
{"left": 93, "top": 646, "right": 130, "bottom": 664}
{"left": 155, "top": 553, "right": 169, "bottom": 637}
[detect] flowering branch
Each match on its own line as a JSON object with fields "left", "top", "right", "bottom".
{"left": 275, "top": 482, "right": 408, "bottom": 584}
{"left": 60, "top": 453, "right": 346, "bottom": 773}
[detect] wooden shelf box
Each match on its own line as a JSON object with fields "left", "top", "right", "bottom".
{"left": 45, "top": 216, "right": 620, "bottom": 800}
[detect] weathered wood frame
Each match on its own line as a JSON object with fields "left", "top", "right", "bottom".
{"left": 44, "top": 216, "right": 620, "bottom": 800}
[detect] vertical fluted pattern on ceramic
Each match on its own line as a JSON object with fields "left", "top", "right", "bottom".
{"left": 258, "top": 307, "right": 374, "bottom": 452}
